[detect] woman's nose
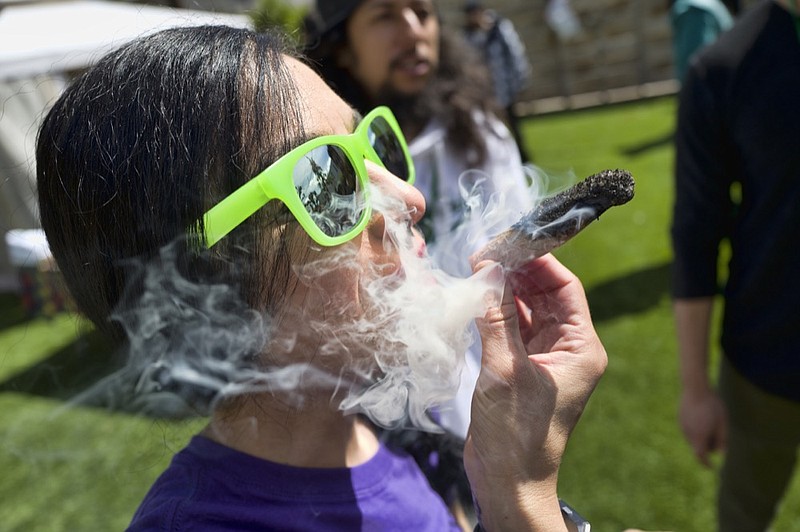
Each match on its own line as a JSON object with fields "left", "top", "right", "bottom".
{"left": 366, "top": 160, "right": 426, "bottom": 224}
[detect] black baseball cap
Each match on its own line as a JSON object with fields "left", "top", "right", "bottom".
{"left": 313, "top": 0, "right": 365, "bottom": 35}
{"left": 463, "top": 0, "right": 484, "bottom": 12}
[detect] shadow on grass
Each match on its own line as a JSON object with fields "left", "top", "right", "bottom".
{"left": 586, "top": 261, "right": 672, "bottom": 322}
{"left": 620, "top": 130, "right": 674, "bottom": 157}
{"left": 0, "top": 327, "right": 126, "bottom": 401}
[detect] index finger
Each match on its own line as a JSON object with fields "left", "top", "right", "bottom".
{"left": 508, "top": 254, "right": 586, "bottom": 307}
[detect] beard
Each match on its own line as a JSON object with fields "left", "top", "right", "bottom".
{"left": 371, "top": 77, "right": 444, "bottom": 139}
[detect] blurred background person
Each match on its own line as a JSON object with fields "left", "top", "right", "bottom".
{"left": 463, "top": 0, "right": 533, "bottom": 162}
{"left": 303, "top": 0, "right": 531, "bottom": 248}
{"left": 668, "top": 0, "right": 735, "bottom": 82}
{"left": 671, "top": 1, "right": 800, "bottom": 530}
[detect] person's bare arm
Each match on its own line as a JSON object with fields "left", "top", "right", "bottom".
{"left": 673, "top": 297, "right": 727, "bottom": 466}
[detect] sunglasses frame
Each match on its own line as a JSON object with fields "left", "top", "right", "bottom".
{"left": 202, "top": 106, "right": 415, "bottom": 248}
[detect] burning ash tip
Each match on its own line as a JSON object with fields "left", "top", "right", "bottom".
{"left": 472, "top": 168, "right": 636, "bottom": 270}
{"left": 583, "top": 169, "right": 635, "bottom": 206}
{"left": 530, "top": 168, "right": 635, "bottom": 224}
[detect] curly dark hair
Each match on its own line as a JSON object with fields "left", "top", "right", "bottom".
{"left": 304, "top": 16, "right": 500, "bottom": 167}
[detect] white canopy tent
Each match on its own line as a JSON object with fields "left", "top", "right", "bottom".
{"left": 0, "top": 0, "right": 252, "bottom": 288}
{"left": 0, "top": 0, "right": 252, "bottom": 81}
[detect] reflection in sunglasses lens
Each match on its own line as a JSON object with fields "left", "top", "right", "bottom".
{"left": 292, "top": 145, "right": 365, "bottom": 237}
{"left": 368, "top": 117, "right": 409, "bottom": 182}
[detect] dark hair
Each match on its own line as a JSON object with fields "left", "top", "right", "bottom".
{"left": 36, "top": 25, "right": 307, "bottom": 339}
{"left": 304, "top": 13, "right": 498, "bottom": 167}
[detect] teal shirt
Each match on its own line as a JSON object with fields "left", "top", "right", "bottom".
{"left": 670, "top": 0, "right": 734, "bottom": 81}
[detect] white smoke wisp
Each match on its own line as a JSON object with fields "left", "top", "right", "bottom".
{"left": 104, "top": 244, "right": 323, "bottom": 418}
{"left": 426, "top": 165, "right": 554, "bottom": 277}
{"left": 290, "top": 185, "right": 503, "bottom": 431}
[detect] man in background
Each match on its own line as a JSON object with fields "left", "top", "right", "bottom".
{"left": 304, "top": 0, "right": 530, "bottom": 253}
{"left": 671, "top": 1, "right": 800, "bottom": 530}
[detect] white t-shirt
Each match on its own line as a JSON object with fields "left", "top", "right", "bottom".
{"left": 408, "top": 110, "right": 532, "bottom": 438}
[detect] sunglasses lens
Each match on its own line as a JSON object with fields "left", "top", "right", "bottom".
{"left": 293, "top": 145, "right": 365, "bottom": 237}
{"left": 367, "top": 116, "right": 410, "bottom": 182}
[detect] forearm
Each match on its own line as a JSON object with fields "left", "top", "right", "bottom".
{"left": 673, "top": 297, "right": 714, "bottom": 394}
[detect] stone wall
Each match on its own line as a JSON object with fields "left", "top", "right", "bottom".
{"left": 436, "top": 0, "right": 677, "bottom": 112}
{"left": 180, "top": 0, "right": 760, "bottom": 113}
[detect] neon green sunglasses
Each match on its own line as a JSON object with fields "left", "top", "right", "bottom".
{"left": 202, "top": 106, "right": 415, "bottom": 248}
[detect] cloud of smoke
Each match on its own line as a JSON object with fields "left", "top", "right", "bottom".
{"left": 73, "top": 164, "right": 594, "bottom": 434}
{"left": 85, "top": 177, "right": 521, "bottom": 431}
{"left": 425, "top": 165, "right": 552, "bottom": 277}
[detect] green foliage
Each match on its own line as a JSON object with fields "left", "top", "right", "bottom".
{"left": 2, "top": 96, "right": 800, "bottom": 531}
{"left": 250, "top": 0, "right": 308, "bottom": 44}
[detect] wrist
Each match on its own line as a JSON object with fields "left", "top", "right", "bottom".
{"left": 472, "top": 496, "right": 592, "bottom": 532}
{"left": 679, "top": 367, "right": 713, "bottom": 396}
{"left": 681, "top": 380, "right": 715, "bottom": 400}
{"left": 473, "top": 480, "right": 566, "bottom": 531}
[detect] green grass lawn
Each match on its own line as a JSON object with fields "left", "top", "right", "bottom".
{"left": 2, "top": 96, "right": 799, "bottom": 531}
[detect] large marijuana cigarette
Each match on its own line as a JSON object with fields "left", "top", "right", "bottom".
{"left": 473, "top": 169, "right": 635, "bottom": 271}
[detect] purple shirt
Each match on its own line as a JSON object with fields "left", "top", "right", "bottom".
{"left": 127, "top": 435, "right": 461, "bottom": 531}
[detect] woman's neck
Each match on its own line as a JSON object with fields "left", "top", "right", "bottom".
{"left": 201, "top": 393, "right": 380, "bottom": 468}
